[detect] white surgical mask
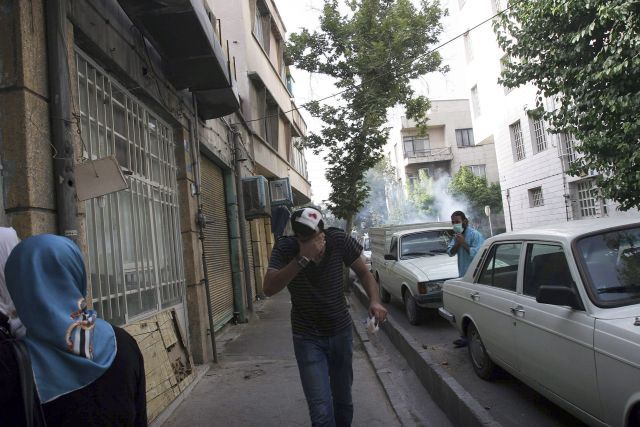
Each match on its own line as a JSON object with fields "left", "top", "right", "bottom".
{"left": 453, "top": 224, "right": 464, "bottom": 234}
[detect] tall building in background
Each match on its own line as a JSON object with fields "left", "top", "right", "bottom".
{"left": 451, "top": 0, "right": 636, "bottom": 230}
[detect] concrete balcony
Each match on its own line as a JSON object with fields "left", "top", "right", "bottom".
{"left": 404, "top": 147, "right": 453, "bottom": 166}
{"left": 116, "top": 0, "right": 239, "bottom": 118}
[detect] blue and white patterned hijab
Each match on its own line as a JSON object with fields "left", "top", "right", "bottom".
{"left": 5, "top": 234, "right": 117, "bottom": 403}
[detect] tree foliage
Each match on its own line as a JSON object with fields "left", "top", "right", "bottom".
{"left": 448, "top": 167, "right": 502, "bottom": 218}
{"left": 495, "top": 0, "right": 640, "bottom": 210}
{"left": 287, "top": 0, "right": 446, "bottom": 223}
{"left": 407, "top": 169, "right": 435, "bottom": 215}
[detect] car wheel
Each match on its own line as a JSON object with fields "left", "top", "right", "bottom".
{"left": 380, "top": 285, "right": 391, "bottom": 303}
{"left": 628, "top": 405, "right": 640, "bottom": 427}
{"left": 403, "top": 291, "right": 421, "bottom": 325}
{"left": 467, "top": 323, "right": 496, "bottom": 380}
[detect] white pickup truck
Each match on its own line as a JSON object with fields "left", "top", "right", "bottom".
{"left": 370, "top": 222, "right": 459, "bottom": 325}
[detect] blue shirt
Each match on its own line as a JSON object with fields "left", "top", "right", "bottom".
{"left": 447, "top": 226, "right": 485, "bottom": 277}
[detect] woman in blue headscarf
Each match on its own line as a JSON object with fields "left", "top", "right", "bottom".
{"left": 5, "top": 234, "right": 147, "bottom": 426}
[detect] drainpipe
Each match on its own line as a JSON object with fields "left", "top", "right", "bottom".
{"left": 231, "top": 126, "right": 253, "bottom": 313}
{"left": 505, "top": 189, "right": 514, "bottom": 231}
{"left": 192, "top": 95, "right": 218, "bottom": 363}
{"left": 46, "top": 0, "right": 78, "bottom": 243}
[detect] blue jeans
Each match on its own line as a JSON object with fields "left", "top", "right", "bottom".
{"left": 292, "top": 327, "right": 354, "bottom": 427}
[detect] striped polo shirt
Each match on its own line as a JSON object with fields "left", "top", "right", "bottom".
{"left": 268, "top": 227, "right": 362, "bottom": 336}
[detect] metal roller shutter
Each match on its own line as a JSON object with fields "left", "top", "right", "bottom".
{"left": 200, "top": 157, "right": 234, "bottom": 328}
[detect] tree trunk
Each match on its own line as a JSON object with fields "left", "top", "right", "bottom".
{"left": 343, "top": 214, "right": 354, "bottom": 293}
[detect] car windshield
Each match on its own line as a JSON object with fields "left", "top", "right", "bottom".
{"left": 400, "top": 230, "right": 453, "bottom": 259}
{"left": 576, "top": 225, "right": 640, "bottom": 307}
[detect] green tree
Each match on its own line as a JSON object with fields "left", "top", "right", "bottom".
{"left": 407, "top": 169, "right": 435, "bottom": 216}
{"left": 494, "top": 0, "right": 640, "bottom": 210}
{"left": 448, "top": 167, "right": 502, "bottom": 218}
{"left": 287, "top": 0, "right": 446, "bottom": 231}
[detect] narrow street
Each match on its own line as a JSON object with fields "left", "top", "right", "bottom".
{"left": 382, "top": 296, "right": 586, "bottom": 427}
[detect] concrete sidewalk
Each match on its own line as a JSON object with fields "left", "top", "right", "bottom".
{"left": 161, "top": 291, "right": 400, "bottom": 427}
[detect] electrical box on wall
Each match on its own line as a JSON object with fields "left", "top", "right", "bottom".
{"left": 242, "top": 175, "right": 271, "bottom": 219}
{"left": 269, "top": 177, "right": 293, "bottom": 206}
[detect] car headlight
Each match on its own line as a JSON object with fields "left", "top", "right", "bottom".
{"left": 417, "top": 280, "right": 443, "bottom": 294}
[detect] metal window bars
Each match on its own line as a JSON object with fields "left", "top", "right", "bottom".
{"left": 75, "top": 49, "right": 185, "bottom": 324}
{"left": 533, "top": 119, "right": 547, "bottom": 153}
{"left": 510, "top": 120, "right": 526, "bottom": 161}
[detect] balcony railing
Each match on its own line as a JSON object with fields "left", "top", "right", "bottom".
{"left": 404, "top": 147, "right": 453, "bottom": 164}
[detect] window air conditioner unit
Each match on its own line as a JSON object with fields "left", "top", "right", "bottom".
{"left": 242, "top": 175, "right": 271, "bottom": 219}
{"left": 269, "top": 177, "right": 294, "bottom": 206}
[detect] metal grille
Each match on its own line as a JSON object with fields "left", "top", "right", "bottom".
{"left": 510, "top": 120, "right": 526, "bottom": 161}
{"left": 76, "top": 50, "right": 185, "bottom": 324}
{"left": 532, "top": 118, "right": 547, "bottom": 153}
{"left": 561, "top": 133, "right": 577, "bottom": 164}
{"left": 200, "top": 157, "right": 234, "bottom": 328}
{"left": 577, "top": 180, "right": 599, "bottom": 218}
{"left": 529, "top": 187, "right": 544, "bottom": 207}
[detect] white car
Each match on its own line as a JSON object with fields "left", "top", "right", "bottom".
{"left": 374, "top": 227, "right": 458, "bottom": 324}
{"left": 439, "top": 217, "right": 640, "bottom": 427}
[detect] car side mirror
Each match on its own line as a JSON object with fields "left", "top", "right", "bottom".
{"left": 384, "top": 254, "right": 397, "bottom": 261}
{"left": 536, "top": 285, "right": 584, "bottom": 310}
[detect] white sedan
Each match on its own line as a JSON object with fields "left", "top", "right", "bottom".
{"left": 439, "top": 217, "right": 640, "bottom": 427}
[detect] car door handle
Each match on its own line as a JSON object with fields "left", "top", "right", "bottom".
{"left": 510, "top": 305, "right": 525, "bottom": 316}
{"left": 470, "top": 292, "right": 480, "bottom": 301}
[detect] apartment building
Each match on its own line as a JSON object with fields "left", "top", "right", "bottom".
{"left": 394, "top": 99, "right": 499, "bottom": 188}
{"left": 0, "top": 0, "right": 310, "bottom": 420}
{"left": 452, "top": 0, "right": 636, "bottom": 230}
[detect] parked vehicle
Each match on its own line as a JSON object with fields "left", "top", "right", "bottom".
{"left": 370, "top": 222, "right": 458, "bottom": 324}
{"left": 439, "top": 217, "right": 640, "bottom": 427}
{"left": 349, "top": 233, "right": 372, "bottom": 283}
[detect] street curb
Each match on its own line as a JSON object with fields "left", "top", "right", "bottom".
{"left": 352, "top": 283, "right": 501, "bottom": 427}
{"left": 350, "top": 299, "right": 418, "bottom": 426}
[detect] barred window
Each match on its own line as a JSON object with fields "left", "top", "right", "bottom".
{"left": 76, "top": 50, "right": 185, "bottom": 324}
{"left": 530, "top": 116, "right": 548, "bottom": 153}
{"left": 510, "top": 120, "right": 526, "bottom": 161}
{"left": 576, "top": 179, "right": 599, "bottom": 218}
{"left": 455, "top": 128, "right": 475, "bottom": 147}
{"left": 560, "top": 133, "right": 577, "bottom": 164}
{"left": 528, "top": 187, "right": 544, "bottom": 207}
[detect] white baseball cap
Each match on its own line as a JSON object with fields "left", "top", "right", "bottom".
{"left": 291, "top": 207, "right": 323, "bottom": 235}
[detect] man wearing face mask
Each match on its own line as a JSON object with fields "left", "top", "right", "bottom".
{"left": 264, "top": 207, "right": 387, "bottom": 427}
{"left": 447, "top": 210, "right": 485, "bottom": 348}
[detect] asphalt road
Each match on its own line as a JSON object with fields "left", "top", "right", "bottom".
{"left": 382, "top": 296, "right": 587, "bottom": 427}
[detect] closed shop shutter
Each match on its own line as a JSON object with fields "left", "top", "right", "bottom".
{"left": 201, "top": 157, "right": 234, "bottom": 328}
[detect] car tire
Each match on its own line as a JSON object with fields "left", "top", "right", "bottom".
{"left": 380, "top": 285, "right": 391, "bottom": 303}
{"left": 628, "top": 405, "right": 640, "bottom": 427}
{"left": 403, "top": 291, "right": 421, "bottom": 325}
{"left": 467, "top": 323, "right": 496, "bottom": 380}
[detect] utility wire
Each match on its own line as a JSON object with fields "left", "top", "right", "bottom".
{"left": 229, "top": 5, "right": 514, "bottom": 127}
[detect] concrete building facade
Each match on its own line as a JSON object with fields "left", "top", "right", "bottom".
{"left": 393, "top": 99, "right": 499, "bottom": 189}
{"left": 0, "top": 0, "right": 310, "bottom": 421}
{"left": 451, "top": 0, "right": 636, "bottom": 230}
